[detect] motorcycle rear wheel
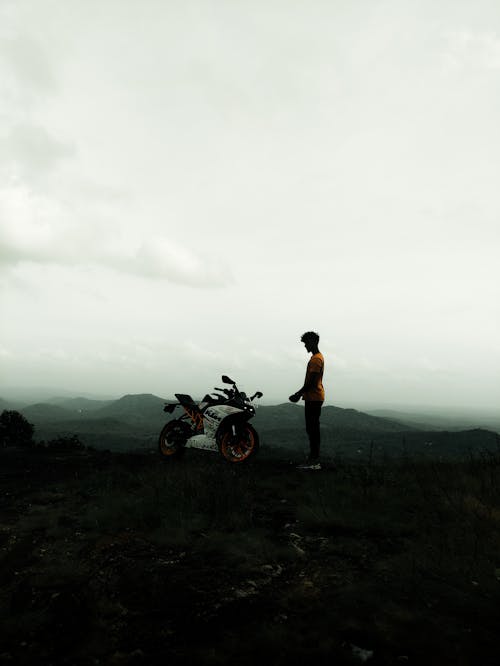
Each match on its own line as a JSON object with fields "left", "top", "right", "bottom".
{"left": 218, "top": 423, "right": 259, "bottom": 463}
{"left": 158, "top": 420, "right": 190, "bottom": 459}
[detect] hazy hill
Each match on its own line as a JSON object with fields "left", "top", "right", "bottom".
{"left": 48, "top": 396, "right": 115, "bottom": 412}
{"left": 253, "top": 405, "right": 499, "bottom": 458}
{"left": 18, "top": 393, "right": 167, "bottom": 425}
{"left": 0, "top": 386, "right": 114, "bottom": 404}
{"left": 367, "top": 408, "right": 500, "bottom": 434}
{"left": 0, "top": 397, "right": 29, "bottom": 411}
{"left": 0, "top": 398, "right": 13, "bottom": 411}
{"left": 94, "top": 393, "right": 168, "bottom": 424}
{"left": 20, "top": 403, "right": 77, "bottom": 424}
{"left": 254, "top": 403, "right": 416, "bottom": 434}
{"left": 16, "top": 395, "right": 168, "bottom": 450}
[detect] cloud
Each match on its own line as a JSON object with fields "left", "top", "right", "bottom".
{"left": 182, "top": 341, "right": 223, "bottom": 363}
{"left": 0, "top": 187, "right": 66, "bottom": 264}
{"left": 0, "top": 35, "right": 57, "bottom": 96}
{"left": 0, "top": 186, "right": 233, "bottom": 287}
{"left": 442, "top": 30, "right": 500, "bottom": 72}
{"left": 416, "top": 356, "right": 444, "bottom": 373}
{"left": 0, "top": 345, "right": 14, "bottom": 359}
{"left": 128, "top": 238, "right": 232, "bottom": 287}
{"left": 0, "top": 124, "right": 75, "bottom": 181}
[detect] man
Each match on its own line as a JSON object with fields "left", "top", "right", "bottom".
{"left": 289, "top": 331, "right": 325, "bottom": 470}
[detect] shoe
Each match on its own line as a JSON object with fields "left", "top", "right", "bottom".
{"left": 296, "top": 461, "right": 321, "bottom": 470}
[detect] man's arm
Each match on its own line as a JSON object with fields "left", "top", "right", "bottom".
{"left": 289, "top": 372, "right": 321, "bottom": 402}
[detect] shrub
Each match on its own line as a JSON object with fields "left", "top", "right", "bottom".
{"left": 46, "top": 435, "right": 85, "bottom": 451}
{"left": 0, "top": 410, "right": 35, "bottom": 447}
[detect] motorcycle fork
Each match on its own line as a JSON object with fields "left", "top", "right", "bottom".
{"left": 229, "top": 420, "right": 248, "bottom": 438}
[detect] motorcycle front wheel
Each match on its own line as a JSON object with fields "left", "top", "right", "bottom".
{"left": 218, "top": 423, "right": 259, "bottom": 463}
{"left": 158, "top": 420, "right": 190, "bottom": 459}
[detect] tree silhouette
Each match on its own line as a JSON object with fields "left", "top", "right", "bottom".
{"left": 0, "top": 410, "right": 35, "bottom": 447}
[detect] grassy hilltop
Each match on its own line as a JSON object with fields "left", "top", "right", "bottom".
{"left": 1, "top": 445, "right": 500, "bottom": 665}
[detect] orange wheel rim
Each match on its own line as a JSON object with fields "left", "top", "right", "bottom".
{"left": 221, "top": 429, "right": 255, "bottom": 462}
{"left": 160, "top": 439, "right": 177, "bottom": 456}
{"left": 160, "top": 424, "right": 185, "bottom": 456}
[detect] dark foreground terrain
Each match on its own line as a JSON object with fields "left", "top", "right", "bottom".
{"left": 1, "top": 446, "right": 500, "bottom": 665}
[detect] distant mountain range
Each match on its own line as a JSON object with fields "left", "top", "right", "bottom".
{"left": 49, "top": 396, "right": 116, "bottom": 411}
{"left": 1, "top": 393, "right": 166, "bottom": 423}
{"left": 365, "top": 408, "right": 500, "bottom": 434}
{"left": 254, "top": 403, "right": 417, "bottom": 434}
{"left": 1, "top": 392, "right": 498, "bottom": 459}
{"left": 4, "top": 394, "right": 417, "bottom": 432}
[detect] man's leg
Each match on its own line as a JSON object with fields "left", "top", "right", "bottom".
{"left": 305, "top": 401, "right": 322, "bottom": 461}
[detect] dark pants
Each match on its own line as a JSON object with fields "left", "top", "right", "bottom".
{"left": 304, "top": 400, "right": 323, "bottom": 460}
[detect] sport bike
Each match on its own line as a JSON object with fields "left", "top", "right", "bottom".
{"left": 159, "top": 375, "right": 263, "bottom": 463}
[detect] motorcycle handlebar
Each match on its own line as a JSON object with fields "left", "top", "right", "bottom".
{"left": 216, "top": 384, "right": 263, "bottom": 398}
{"left": 211, "top": 381, "right": 263, "bottom": 404}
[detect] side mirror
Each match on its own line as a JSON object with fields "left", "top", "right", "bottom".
{"left": 222, "top": 375, "right": 235, "bottom": 385}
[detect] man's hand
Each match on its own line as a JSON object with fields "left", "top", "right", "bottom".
{"left": 289, "top": 392, "right": 301, "bottom": 403}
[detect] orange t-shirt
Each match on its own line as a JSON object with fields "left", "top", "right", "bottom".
{"left": 303, "top": 352, "right": 325, "bottom": 401}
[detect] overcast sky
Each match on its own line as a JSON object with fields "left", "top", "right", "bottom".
{"left": 1, "top": 0, "right": 499, "bottom": 409}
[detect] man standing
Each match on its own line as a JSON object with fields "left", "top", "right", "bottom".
{"left": 289, "top": 331, "right": 325, "bottom": 470}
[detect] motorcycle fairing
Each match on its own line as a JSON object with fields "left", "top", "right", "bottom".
{"left": 185, "top": 434, "right": 218, "bottom": 452}
{"left": 203, "top": 404, "right": 242, "bottom": 437}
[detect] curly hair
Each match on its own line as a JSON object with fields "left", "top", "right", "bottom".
{"left": 301, "top": 331, "right": 320, "bottom": 344}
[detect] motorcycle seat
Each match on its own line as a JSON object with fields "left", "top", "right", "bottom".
{"left": 175, "top": 393, "right": 198, "bottom": 407}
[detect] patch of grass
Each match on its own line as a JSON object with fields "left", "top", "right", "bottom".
{"left": 79, "top": 458, "right": 259, "bottom": 537}
{"left": 295, "top": 465, "right": 418, "bottom": 537}
{"left": 191, "top": 528, "right": 296, "bottom": 574}
{"left": 292, "top": 457, "right": 500, "bottom": 601}
{"left": 404, "top": 457, "right": 500, "bottom": 585}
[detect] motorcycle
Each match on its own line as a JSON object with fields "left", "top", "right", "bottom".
{"left": 159, "top": 375, "right": 263, "bottom": 463}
